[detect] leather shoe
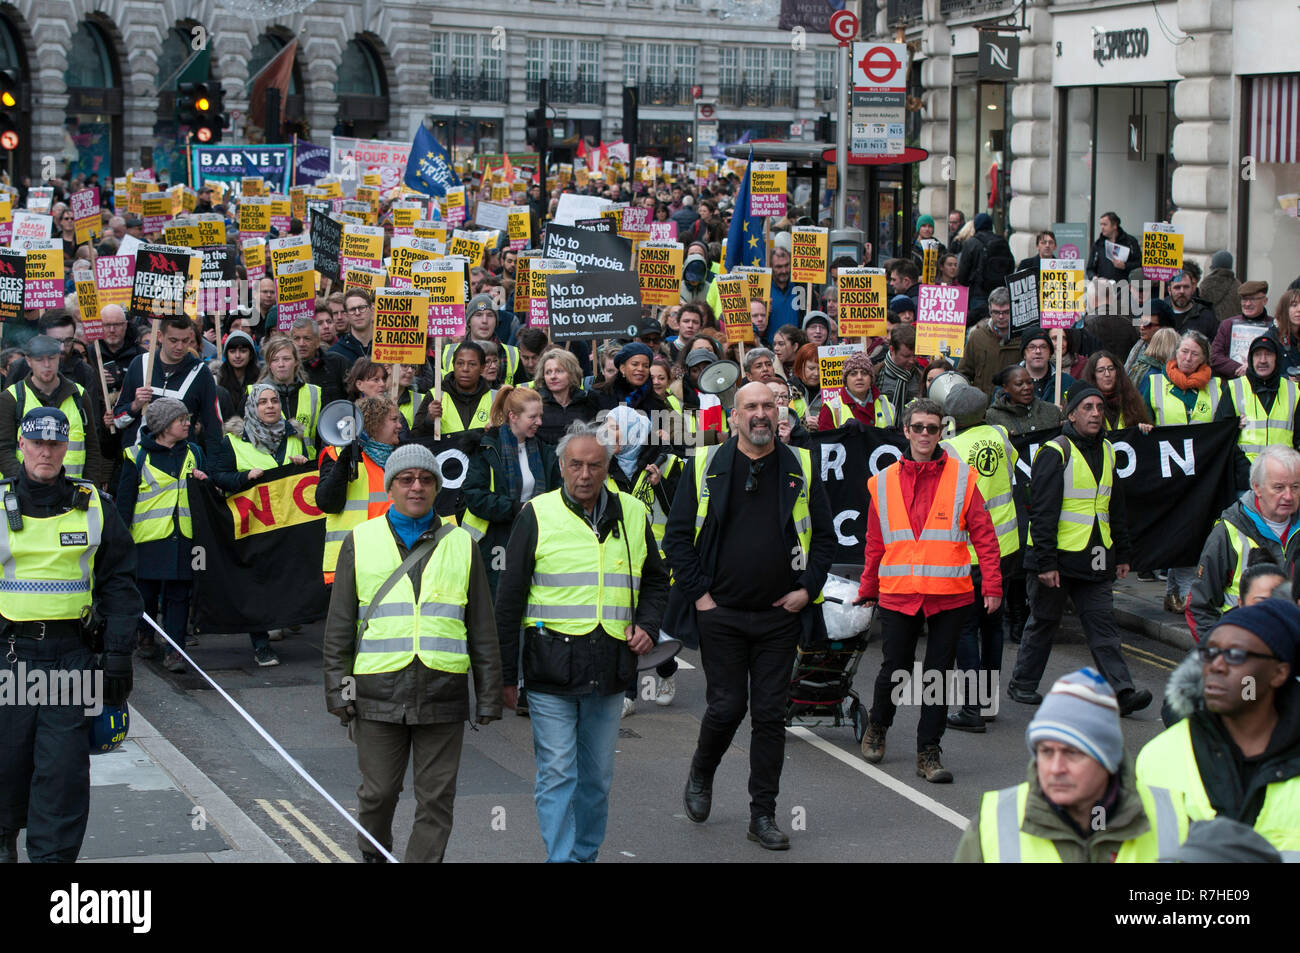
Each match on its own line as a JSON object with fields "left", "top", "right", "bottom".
{"left": 684, "top": 768, "right": 712, "bottom": 823}
{"left": 1117, "top": 687, "right": 1153, "bottom": 717}
{"left": 0, "top": 829, "right": 17, "bottom": 863}
{"left": 946, "top": 708, "right": 986, "bottom": 733}
{"left": 1006, "top": 684, "right": 1043, "bottom": 705}
{"left": 747, "top": 816, "right": 790, "bottom": 850}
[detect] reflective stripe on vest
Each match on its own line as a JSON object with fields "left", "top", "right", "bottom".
{"left": 0, "top": 483, "right": 102, "bottom": 620}
{"left": 828, "top": 393, "right": 896, "bottom": 429}
{"left": 322, "top": 446, "right": 389, "bottom": 575}
{"left": 151, "top": 362, "right": 205, "bottom": 402}
{"left": 352, "top": 517, "right": 473, "bottom": 675}
{"left": 1151, "top": 374, "right": 1219, "bottom": 425}
{"left": 522, "top": 488, "right": 650, "bottom": 636}
{"left": 227, "top": 432, "right": 307, "bottom": 472}
{"left": 292, "top": 383, "right": 322, "bottom": 446}
{"left": 1220, "top": 521, "right": 1256, "bottom": 612}
{"left": 1029, "top": 436, "right": 1113, "bottom": 552}
{"left": 440, "top": 390, "right": 494, "bottom": 434}
{"left": 443, "top": 342, "right": 520, "bottom": 383}
{"left": 941, "top": 423, "right": 1020, "bottom": 562}
{"left": 1137, "top": 718, "right": 1300, "bottom": 859}
{"left": 1228, "top": 377, "right": 1298, "bottom": 461}
{"left": 9, "top": 380, "right": 89, "bottom": 479}
{"left": 130, "top": 445, "right": 197, "bottom": 543}
{"left": 978, "top": 781, "right": 1186, "bottom": 862}
{"left": 868, "top": 455, "right": 974, "bottom": 596}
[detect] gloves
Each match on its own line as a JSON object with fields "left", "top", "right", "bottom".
{"left": 330, "top": 704, "right": 356, "bottom": 727}
{"left": 101, "top": 652, "right": 133, "bottom": 706}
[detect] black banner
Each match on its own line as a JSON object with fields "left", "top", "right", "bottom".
{"left": 546, "top": 271, "right": 642, "bottom": 342}
{"left": 1006, "top": 268, "right": 1039, "bottom": 331}
{"left": 574, "top": 217, "right": 616, "bottom": 235}
{"left": 405, "top": 430, "right": 488, "bottom": 517}
{"left": 191, "top": 464, "right": 329, "bottom": 631}
{"left": 808, "top": 420, "right": 1237, "bottom": 572}
{"left": 0, "top": 246, "right": 25, "bottom": 324}
{"left": 543, "top": 223, "right": 633, "bottom": 272}
{"left": 310, "top": 212, "right": 343, "bottom": 282}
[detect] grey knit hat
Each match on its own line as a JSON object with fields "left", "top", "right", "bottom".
{"left": 144, "top": 397, "right": 189, "bottom": 436}
{"left": 1026, "top": 668, "right": 1124, "bottom": 773}
{"left": 383, "top": 443, "right": 442, "bottom": 491}
{"left": 1210, "top": 250, "right": 1233, "bottom": 270}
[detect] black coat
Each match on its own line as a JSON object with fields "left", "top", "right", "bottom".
{"left": 661, "top": 438, "right": 835, "bottom": 648}
{"left": 1085, "top": 229, "right": 1142, "bottom": 281}
{"left": 115, "top": 432, "right": 205, "bottom": 581}
{"left": 537, "top": 385, "right": 600, "bottom": 446}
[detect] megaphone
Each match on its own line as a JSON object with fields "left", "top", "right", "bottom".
{"left": 697, "top": 359, "right": 740, "bottom": 395}
{"left": 319, "top": 400, "right": 363, "bottom": 447}
{"left": 638, "top": 630, "right": 683, "bottom": 671}
{"left": 925, "top": 371, "right": 968, "bottom": 411}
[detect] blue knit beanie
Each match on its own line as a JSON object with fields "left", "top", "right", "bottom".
{"left": 1026, "top": 668, "right": 1123, "bottom": 773}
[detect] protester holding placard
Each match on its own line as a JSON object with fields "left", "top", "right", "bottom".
{"left": 113, "top": 316, "right": 223, "bottom": 456}
{"left": 817, "top": 352, "right": 896, "bottom": 431}
{"left": 1210, "top": 280, "right": 1272, "bottom": 379}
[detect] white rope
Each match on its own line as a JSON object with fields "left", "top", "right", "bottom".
{"left": 140, "top": 613, "right": 400, "bottom": 864}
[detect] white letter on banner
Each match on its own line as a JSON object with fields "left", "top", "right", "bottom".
{"left": 1111, "top": 441, "right": 1136, "bottom": 478}
{"left": 868, "top": 445, "right": 902, "bottom": 474}
{"left": 820, "top": 442, "right": 845, "bottom": 482}
{"left": 832, "top": 509, "right": 860, "bottom": 547}
{"left": 1159, "top": 438, "right": 1195, "bottom": 478}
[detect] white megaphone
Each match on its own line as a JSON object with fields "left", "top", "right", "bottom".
{"left": 318, "top": 400, "right": 363, "bottom": 447}
{"left": 637, "top": 630, "right": 683, "bottom": 671}
{"left": 925, "top": 371, "right": 968, "bottom": 411}
{"left": 697, "top": 359, "right": 741, "bottom": 395}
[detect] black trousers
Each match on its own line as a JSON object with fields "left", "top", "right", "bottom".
{"left": 1010, "top": 576, "right": 1134, "bottom": 695}
{"left": 868, "top": 603, "right": 972, "bottom": 750}
{"left": 691, "top": 605, "right": 800, "bottom": 821}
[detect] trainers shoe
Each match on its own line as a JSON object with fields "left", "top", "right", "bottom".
{"left": 268, "top": 629, "right": 284, "bottom": 642}
{"left": 621, "top": 697, "right": 636, "bottom": 718}
{"left": 916, "top": 745, "right": 953, "bottom": 783}
{"left": 655, "top": 675, "right": 676, "bottom": 707}
{"left": 254, "top": 645, "right": 280, "bottom": 667}
{"left": 860, "top": 722, "right": 886, "bottom": 763}
{"left": 946, "top": 708, "right": 986, "bottom": 733}
{"left": 163, "top": 651, "right": 187, "bottom": 674}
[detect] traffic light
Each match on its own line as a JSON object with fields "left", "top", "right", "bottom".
{"left": 816, "top": 113, "right": 833, "bottom": 141}
{"left": 525, "top": 80, "right": 548, "bottom": 155}
{"left": 622, "top": 86, "right": 639, "bottom": 149}
{"left": 0, "top": 69, "right": 19, "bottom": 152}
{"left": 203, "top": 85, "right": 227, "bottom": 144}
{"left": 177, "top": 82, "right": 205, "bottom": 127}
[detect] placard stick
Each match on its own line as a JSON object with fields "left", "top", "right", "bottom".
{"left": 738, "top": 341, "right": 746, "bottom": 369}
{"left": 214, "top": 307, "right": 223, "bottom": 355}
{"left": 144, "top": 317, "right": 160, "bottom": 389}
{"left": 1054, "top": 332, "right": 1063, "bottom": 408}
{"left": 433, "top": 335, "right": 442, "bottom": 440}
{"left": 92, "top": 340, "right": 115, "bottom": 434}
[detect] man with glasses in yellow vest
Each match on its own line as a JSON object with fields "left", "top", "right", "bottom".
{"left": 1006, "top": 386, "right": 1152, "bottom": 717}
{"left": 955, "top": 668, "right": 1187, "bottom": 862}
{"left": 495, "top": 420, "right": 667, "bottom": 862}
{"left": 323, "top": 443, "right": 502, "bottom": 863}
{"left": 1137, "top": 601, "right": 1300, "bottom": 859}
{"left": 664, "top": 382, "right": 835, "bottom": 850}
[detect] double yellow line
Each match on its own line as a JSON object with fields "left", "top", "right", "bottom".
{"left": 1121, "top": 642, "right": 1179, "bottom": 672}
{"left": 255, "top": 798, "right": 354, "bottom": 863}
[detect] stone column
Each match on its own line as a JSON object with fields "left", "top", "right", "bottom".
{"left": 1007, "top": 0, "right": 1053, "bottom": 262}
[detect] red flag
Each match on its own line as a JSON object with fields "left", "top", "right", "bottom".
{"left": 249, "top": 39, "right": 298, "bottom": 136}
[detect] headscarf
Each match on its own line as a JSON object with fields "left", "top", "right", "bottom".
{"left": 242, "top": 382, "right": 287, "bottom": 455}
{"left": 605, "top": 405, "right": 651, "bottom": 479}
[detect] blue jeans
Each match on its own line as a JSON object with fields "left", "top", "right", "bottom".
{"left": 528, "top": 689, "right": 623, "bottom": 863}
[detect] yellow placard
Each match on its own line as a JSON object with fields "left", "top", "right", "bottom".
{"left": 289, "top": 186, "right": 308, "bottom": 222}
{"left": 317, "top": 179, "right": 344, "bottom": 199}
{"left": 242, "top": 239, "right": 267, "bottom": 279}
{"left": 240, "top": 198, "right": 270, "bottom": 235}
{"left": 362, "top": 171, "right": 382, "bottom": 188}
{"left": 1140, "top": 222, "right": 1184, "bottom": 281}
{"left": 391, "top": 202, "right": 423, "bottom": 230}
{"left": 341, "top": 224, "right": 385, "bottom": 268}
{"left": 344, "top": 265, "right": 386, "bottom": 293}
{"left": 164, "top": 224, "right": 201, "bottom": 248}
{"left": 716, "top": 274, "right": 752, "bottom": 344}
{"left": 836, "top": 268, "right": 888, "bottom": 338}
{"left": 373, "top": 290, "right": 430, "bottom": 364}
{"left": 732, "top": 266, "right": 772, "bottom": 307}
{"left": 388, "top": 237, "right": 440, "bottom": 285}
{"left": 1038, "top": 258, "right": 1087, "bottom": 328}
{"left": 507, "top": 206, "right": 531, "bottom": 249}
{"left": 448, "top": 233, "right": 486, "bottom": 267}
{"left": 75, "top": 278, "right": 99, "bottom": 325}
{"left": 413, "top": 220, "right": 447, "bottom": 244}
{"left": 242, "top": 177, "right": 266, "bottom": 197}
{"left": 269, "top": 235, "right": 313, "bottom": 276}
{"left": 637, "top": 241, "right": 684, "bottom": 307}
{"left": 790, "top": 227, "right": 828, "bottom": 285}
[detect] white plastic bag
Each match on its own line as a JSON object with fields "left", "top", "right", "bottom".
{"left": 820, "top": 574, "right": 874, "bottom": 641}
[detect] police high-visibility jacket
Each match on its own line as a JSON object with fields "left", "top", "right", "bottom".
{"left": 128, "top": 444, "right": 197, "bottom": 543}
{"left": 442, "top": 341, "right": 520, "bottom": 384}
{"left": 8, "top": 379, "right": 90, "bottom": 479}
{"left": 691, "top": 443, "right": 822, "bottom": 605}
{"left": 1136, "top": 718, "right": 1300, "bottom": 860}
{"left": 825, "top": 393, "right": 896, "bottom": 429}
{"left": 352, "top": 516, "right": 473, "bottom": 675}
{"left": 1149, "top": 374, "right": 1219, "bottom": 424}
{"left": 0, "top": 478, "right": 101, "bottom": 620}
{"left": 441, "top": 389, "right": 494, "bottom": 434}
{"left": 321, "top": 445, "right": 389, "bottom": 583}
{"left": 942, "top": 424, "right": 1020, "bottom": 561}
{"left": 868, "top": 454, "right": 977, "bottom": 597}
{"left": 522, "top": 488, "right": 650, "bottom": 637}
{"left": 975, "top": 781, "right": 1187, "bottom": 863}
{"left": 225, "top": 431, "right": 308, "bottom": 472}
{"left": 286, "top": 382, "right": 323, "bottom": 448}
{"left": 1028, "top": 435, "right": 1114, "bottom": 552}
{"left": 1226, "top": 377, "right": 1299, "bottom": 461}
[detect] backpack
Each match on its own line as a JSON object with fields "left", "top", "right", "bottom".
{"left": 976, "top": 233, "right": 1017, "bottom": 292}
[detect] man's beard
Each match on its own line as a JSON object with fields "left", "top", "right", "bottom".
{"left": 748, "top": 422, "right": 774, "bottom": 446}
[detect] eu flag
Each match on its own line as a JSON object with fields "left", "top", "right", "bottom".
{"left": 403, "top": 124, "right": 461, "bottom": 197}
{"left": 725, "top": 148, "right": 766, "bottom": 271}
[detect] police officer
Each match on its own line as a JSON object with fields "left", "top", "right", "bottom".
{"left": 941, "top": 382, "right": 1025, "bottom": 731}
{"left": 0, "top": 408, "right": 143, "bottom": 863}
{"left": 1006, "top": 386, "right": 1153, "bottom": 716}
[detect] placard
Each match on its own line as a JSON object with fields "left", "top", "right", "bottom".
{"left": 341, "top": 224, "right": 384, "bottom": 272}
{"left": 648, "top": 221, "right": 677, "bottom": 242}
{"left": 391, "top": 200, "right": 423, "bottom": 234}
{"left": 94, "top": 254, "right": 134, "bottom": 313}
{"left": 732, "top": 265, "right": 772, "bottom": 307}
{"left": 1006, "top": 268, "right": 1040, "bottom": 331}
{"left": 241, "top": 177, "right": 266, "bottom": 197}
{"left": 76, "top": 278, "right": 100, "bottom": 335}
{"left": 1141, "top": 222, "right": 1183, "bottom": 282}
{"left": 269, "top": 194, "right": 292, "bottom": 234}
{"left": 242, "top": 238, "right": 267, "bottom": 284}
{"left": 388, "top": 236, "right": 440, "bottom": 288}
{"left": 619, "top": 205, "right": 652, "bottom": 241}
{"left": 130, "top": 243, "right": 194, "bottom": 321}
{"left": 70, "top": 188, "right": 101, "bottom": 246}
{"left": 836, "top": 267, "right": 888, "bottom": 338}
{"left": 27, "top": 186, "right": 53, "bottom": 213}
{"left": 637, "top": 240, "right": 684, "bottom": 307}
{"left": 443, "top": 186, "right": 467, "bottom": 227}
{"left": 0, "top": 247, "right": 25, "bottom": 324}
{"left": 240, "top": 197, "right": 271, "bottom": 238}
{"left": 546, "top": 271, "right": 642, "bottom": 342}
{"left": 344, "top": 265, "right": 386, "bottom": 293}
{"left": 514, "top": 250, "right": 541, "bottom": 314}
{"left": 915, "top": 283, "right": 969, "bottom": 358}
{"left": 275, "top": 259, "right": 316, "bottom": 332}
{"left": 198, "top": 246, "right": 237, "bottom": 315}
{"left": 372, "top": 290, "right": 430, "bottom": 364}
{"left": 309, "top": 212, "right": 343, "bottom": 282}
{"left": 22, "top": 240, "right": 63, "bottom": 310}
{"left": 529, "top": 259, "right": 577, "bottom": 330}
{"left": 411, "top": 257, "right": 468, "bottom": 336}
{"left": 507, "top": 206, "right": 531, "bottom": 251}
{"left": 817, "top": 344, "right": 864, "bottom": 405}
{"left": 716, "top": 274, "right": 752, "bottom": 344}
{"left": 447, "top": 231, "right": 486, "bottom": 268}
{"left": 474, "top": 201, "right": 509, "bottom": 233}
{"left": 12, "top": 211, "right": 52, "bottom": 245}
{"left": 413, "top": 219, "right": 448, "bottom": 245}
{"left": 749, "top": 162, "right": 787, "bottom": 217}
{"left": 543, "top": 223, "right": 633, "bottom": 273}
{"left": 791, "top": 226, "right": 829, "bottom": 284}
{"left": 1038, "top": 258, "right": 1087, "bottom": 329}
{"left": 919, "top": 240, "right": 940, "bottom": 284}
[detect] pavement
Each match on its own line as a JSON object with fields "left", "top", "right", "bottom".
{"left": 9, "top": 577, "right": 1197, "bottom": 864}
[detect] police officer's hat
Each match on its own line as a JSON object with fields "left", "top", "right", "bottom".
{"left": 20, "top": 407, "right": 70, "bottom": 443}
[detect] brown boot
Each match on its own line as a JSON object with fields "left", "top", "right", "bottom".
{"left": 860, "top": 722, "right": 886, "bottom": 764}
{"left": 916, "top": 745, "right": 953, "bottom": 783}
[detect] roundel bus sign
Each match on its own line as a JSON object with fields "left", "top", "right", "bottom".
{"left": 851, "top": 42, "right": 907, "bottom": 91}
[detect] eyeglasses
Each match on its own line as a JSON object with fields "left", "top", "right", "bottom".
{"left": 393, "top": 473, "right": 437, "bottom": 488}
{"left": 772, "top": 393, "right": 790, "bottom": 404}
{"left": 907, "top": 423, "right": 941, "bottom": 435}
{"left": 1196, "top": 645, "right": 1280, "bottom": 666}
{"left": 989, "top": 308, "right": 1011, "bottom": 318}
{"left": 345, "top": 305, "right": 370, "bottom": 315}
{"left": 744, "top": 458, "right": 767, "bottom": 493}
{"left": 1140, "top": 322, "right": 1156, "bottom": 331}
{"left": 1094, "top": 365, "right": 1117, "bottom": 375}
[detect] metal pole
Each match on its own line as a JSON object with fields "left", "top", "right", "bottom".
{"left": 834, "top": 41, "right": 849, "bottom": 229}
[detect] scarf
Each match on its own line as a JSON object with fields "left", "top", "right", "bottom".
{"left": 273, "top": 380, "right": 298, "bottom": 413}
{"left": 387, "top": 508, "right": 436, "bottom": 550}
{"left": 242, "top": 382, "right": 286, "bottom": 455}
{"left": 1164, "top": 359, "right": 1212, "bottom": 392}
{"left": 498, "top": 425, "right": 542, "bottom": 503}
{"left": 360, "top": 432, "right": 394, "bottom": 468}
{"left": 606, "top": 405, "right": 650, "bottom": 479}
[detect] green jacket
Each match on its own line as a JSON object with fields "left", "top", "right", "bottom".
{"left": 954, "top": 755, "right": 1152, "bottom": 863}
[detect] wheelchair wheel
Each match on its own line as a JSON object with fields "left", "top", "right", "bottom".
{"left": 850, "top": 699, "right": 866, "bottom": 743}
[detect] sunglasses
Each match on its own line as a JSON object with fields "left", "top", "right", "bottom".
{"left": 393, "top": 473, "right": 437, "bottom": 488}
{"left": 908, "top": 423, "right": 941, "bottom": 435}
{"left": 744, "top": 458, "right": 767, "bottom": 493}
{"left": 1196, "top": 645, "right": 1280, "bottom": 666}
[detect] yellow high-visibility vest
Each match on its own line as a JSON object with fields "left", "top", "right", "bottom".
{"left": 826, "top": 393, "right": 896, "bottom": 429}
{"left": 129, "top": 444, "right": 197, "bottom": 543}
{"left": 1227, "top": 377, "right": 1299, "bottom": 461}
{"left": 1028, "top": 436, "right": 1113, "bottom": 552}
{"left": 942, "top": 424, "right": 1020, "bottom": 561}
{"left": 1150, "top": 374, "right": 1219, "bottom": 425}
{"left": 0, "top": 480, "right": 102, "bottom": 620}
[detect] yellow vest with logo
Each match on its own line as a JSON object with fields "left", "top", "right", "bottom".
{"left": 1227, "top": 377, "right": 1299, "bottom": 462}
{"left": 289, "top": 382, "right": 322, "bottom": 448}
{"left": 692, "top": 444, "right": 822, "bottom": 605}
{"left": 827, "top": 393, "right": 896, "bottom": 429}
{"left": 129, "top": 444, "right": 197, "bottom": 543}
{"left": 1218, "top": 521, "right": 1265, "bottom": 613}
{"left": 352, "top": 517, "right": 473, "bottom": 675}
{"left": 942, "top": 424, "right": 1020, "bottom": 562}
{"left": 976, "top": 781, "right": 1187, "bottom": 862}
{"left": 442, "top": 341, "right": 520, "bottom": 383}
{"left": 9, "top": 380, "right": 89, "bottom": 479}
{"left": 1028, "top": 436, "right": 1113, "bottom": 552}
{"left": 0, "top": 480, "right": 102, "bottom": 620}
{"left": 441, "top": 390, "right": 494, "bottom": 434}
{"left": 1137, "top": 718, "right": 1300, "bottom": 860}
{"left": 1150, "top": 374, "right": 1219, "bottom": 425}
{"left": 226, "top": 431, "right": 308, "bottom": 472}
{"left": 522, "top": 489, "right": 650, "bottom": 637}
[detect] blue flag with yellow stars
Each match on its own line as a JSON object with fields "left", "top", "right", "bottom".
{"left": 725, "top": 147, "right": 765, "bottom": 271}
{"left": 403, "top": 124, "right": 461, "bottom": 197}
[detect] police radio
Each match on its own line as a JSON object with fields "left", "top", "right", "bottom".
{"left": 3, "top": 486, "right": 21, "bottom": 532}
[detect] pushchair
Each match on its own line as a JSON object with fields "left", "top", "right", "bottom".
{"left": 785, "top": 571, "right": 875, "bottom": 742}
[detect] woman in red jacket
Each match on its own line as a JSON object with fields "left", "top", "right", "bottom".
{"left": 817, "top": 352, "right": 897, "bottom": 430}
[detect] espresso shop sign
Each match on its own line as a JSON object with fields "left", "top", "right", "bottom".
{"left": 1093, "top": 28, "right": 1149, "bottom": 67}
